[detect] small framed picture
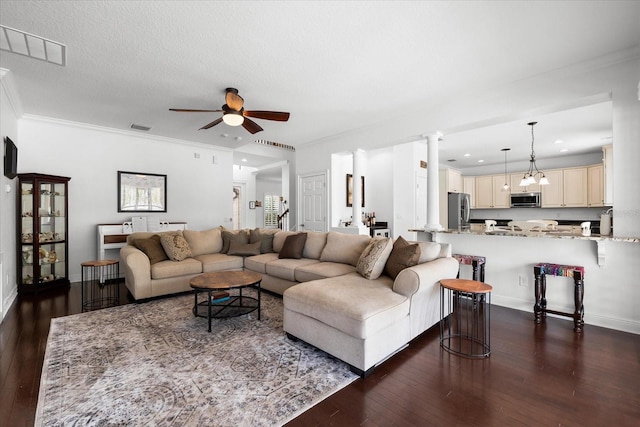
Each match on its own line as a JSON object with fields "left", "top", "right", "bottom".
{"left": 249, "top": 201, "right": 256, "bottom": 209}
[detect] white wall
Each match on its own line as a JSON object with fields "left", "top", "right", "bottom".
{"left": 0, "top": 71, "right": 20, "bottom": 320}
{"left": 18, "top": 116, "right": 234, "bottom": 283}
{"left": 233, "top": 165, "right": 257, "bottom": 229}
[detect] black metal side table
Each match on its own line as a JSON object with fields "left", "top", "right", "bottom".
{"left": 81, "top": 259, "right": 120, "bottom": 312}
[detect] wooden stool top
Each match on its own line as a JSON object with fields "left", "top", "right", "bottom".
{"left": 440, "top": 278, "right": 492, "bottom": 294}
{"left": 452, "top": 254, "right": 486, "bottom": 266}
{"left": 81, "top": 259, "right": 119, "bottom": 267}
{"left": 535, "top": 263, "right": 585, "bottom": 279}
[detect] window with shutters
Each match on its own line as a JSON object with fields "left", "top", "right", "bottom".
{"left": 264, "top": 194, "right": 279, "bottom": 228}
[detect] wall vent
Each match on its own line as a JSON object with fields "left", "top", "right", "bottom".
{"left": 130, "top": 123, "right": 151, "bottom": 132}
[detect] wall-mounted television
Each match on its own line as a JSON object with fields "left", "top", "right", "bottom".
{"left": 4, "top": 136, "right": 18, "bottom": 179}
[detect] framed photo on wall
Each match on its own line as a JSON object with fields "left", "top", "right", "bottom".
{"left": 346, "top": 174, "right": 365, "bottom": 207}
{"left": 118, "top": 171, "right": 167, "bottom": 212}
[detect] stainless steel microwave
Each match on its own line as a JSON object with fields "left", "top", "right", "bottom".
{"left": 510, "top": 192, "right": 541, "bottom": 208}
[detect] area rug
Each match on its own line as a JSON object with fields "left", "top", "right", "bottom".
{"left": 35, "top": 290, "right": 358, "bottom": 426}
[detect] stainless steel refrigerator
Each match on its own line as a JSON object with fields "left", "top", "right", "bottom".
{"left": 448, "top": 192, "right": 471, "bottom": 229}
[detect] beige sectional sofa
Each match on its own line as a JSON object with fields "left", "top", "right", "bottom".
{"left": 120, "top": 228, "right": 459, "bottom": 376}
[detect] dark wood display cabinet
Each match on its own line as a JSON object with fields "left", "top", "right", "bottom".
{"left": 17, "top": 173, "right": 71, "bottom": 293}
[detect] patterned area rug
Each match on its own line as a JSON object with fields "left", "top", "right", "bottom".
{"left": 35, "top": 290, "right": 358, "bottom": 426}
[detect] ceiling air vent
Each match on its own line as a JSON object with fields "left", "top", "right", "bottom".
{"left": 254, "top": 139, "right": 295, "bottom": 152}
{"left": 0, "top": 25, "right": 66, "bottom": 66}
{"left": 130, "top": 123, "right": 151, "bottom": 132}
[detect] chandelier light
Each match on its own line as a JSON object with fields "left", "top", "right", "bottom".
{"left": 519, "top": 121, "right": 549, "bottom": 186}
{"left": 501, "top": 148, "right": 511, "bottom": 191}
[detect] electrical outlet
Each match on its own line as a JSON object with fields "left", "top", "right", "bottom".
{"left": 519, "top": 275, "right": 528, "bottom": 287}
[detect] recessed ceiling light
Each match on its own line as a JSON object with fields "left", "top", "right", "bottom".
{"left": 235, "top": 136, "right": 242, "bottom": 141}
{"left": 554, "top": 140, "right": 563, "bottom": 144}
{"left": 560, "top": 148, "right": 569, "bottom": 153}
{"left": 0, "top": 25, "right": 66, "bottom": 66}
{"left": 221, "top": 133, "right": 229, "bottom": 138}
{"left": 241, "top": 158, "right": 247, "bottom": 162}
{"left": 463, "top": 153, "right": 471, "bottom": 157}
{"left": 478, "top": 159, "right": 485, "bottom": 163}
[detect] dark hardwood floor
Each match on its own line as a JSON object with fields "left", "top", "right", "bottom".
{"left": 1, "top": 282, "right": 638, "bottom": 426}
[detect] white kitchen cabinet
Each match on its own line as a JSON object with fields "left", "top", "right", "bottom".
{"left": 463, "top": 176, "right": 475, "bottom": 208}
{"left": 587, "top": 164, "right": 604, "bottom": 207}
{"left": 541, "top": 167, "right": 588, "bottom": 207}
{"left": 474, "top": 175, "right": 509, "bottom": 208}
{"left": 440, "top": 168, "right": 462, "bottom": 193}
{"left": 603, "top": 144, "right": 613, "bottom": 206}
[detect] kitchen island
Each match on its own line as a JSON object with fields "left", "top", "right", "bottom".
{"left": 411, "top": 228, "right": 640, "bottom": 335}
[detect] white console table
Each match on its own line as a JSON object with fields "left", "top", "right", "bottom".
{"left": 97, "top": 222, "right": 187, "bottom": 260}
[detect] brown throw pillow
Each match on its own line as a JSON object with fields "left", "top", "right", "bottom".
{"left": 278, "top": 233, "right": 308, "bottom": 259}
{"left": 134, "top": 235, "right": 168, "bottom": 265}
{"left": 356, "top": 237, "right": 393, "bottom": 280}
{"left": 384, "top": 236, "right": 421, "bottom": 279}
{"left": 227, "top": 240, "right": 261, "bottom": 256}
{"left": 249, "top": 228, "right": 275, "bottom": 253}
{"left": 221, "top": 230, "right": 249, "bottom": 253}
{"left": 159, "top": 232, "right": 192, "bottom": 261}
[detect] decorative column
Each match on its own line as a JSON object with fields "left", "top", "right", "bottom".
{"left": 350, "top": 149, "right": 368, "bottom": 234}
{"left": 425, "top": 133, "right": 443, "bottom": 231}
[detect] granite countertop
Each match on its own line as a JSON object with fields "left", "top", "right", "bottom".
{"left": 410, "top": 228, "right": 640, "bottom": 243}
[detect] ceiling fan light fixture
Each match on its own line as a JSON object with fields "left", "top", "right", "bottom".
{"left": 222, "top": 111, "right": 244, "bottom": 126}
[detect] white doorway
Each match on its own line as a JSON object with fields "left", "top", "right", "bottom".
{"left": 232, "top": 182, "right": 246, "bottom": 229}
{"left": 298, "top": 172, "right": 328, "bottom": 232}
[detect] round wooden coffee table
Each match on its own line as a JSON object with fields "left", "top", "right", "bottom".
{"left": 190, "top": 271, "right": 262, "bottom": 332}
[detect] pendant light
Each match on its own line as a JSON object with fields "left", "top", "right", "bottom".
{"left": 519, "top": 121, "right": 549, "bottom": 186}
{"left": 501, "top": 148, "right": 510, "bottom": 191}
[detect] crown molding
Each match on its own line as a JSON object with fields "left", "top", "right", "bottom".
{"left": 0, "top": 68, "right": 25, "bottom": 118}
{"left": 20, "top": 114, "right": 234, "bottom": 152}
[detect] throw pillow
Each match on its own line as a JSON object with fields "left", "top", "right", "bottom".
{"left": 159, "top": 232, "right": 193, "bottom": 261}
{"left": 134, "top": 235, "right": 169, "bottom": 265}
{"left": 278, "top": 233, "right": 308, "bottom": 259}
{"left": 249, "top": 228, "right": 275, "bottom": 253}
{"left": 221, "top": 230, "right": 249, "bottom": 253}
{"left": 417, "top": 242, "right": 442, "bottom": 263}
{"left": 384, "top": 236, "right": 421, "bottom": 279}
{"left": 227, "top": 240, "right": 262, "bottom": 256}
{"left": 356, "top": 237, "right": 394, "bottom": 280}
{"left": 183, "top": 228, "right": 223, "bottom": 256}
{"left": 319, "top": 232, "right": 371, "bottom": 266}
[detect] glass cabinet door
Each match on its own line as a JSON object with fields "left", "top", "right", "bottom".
{"left": 17, "top": 174, "right": 70, "bottom": 293}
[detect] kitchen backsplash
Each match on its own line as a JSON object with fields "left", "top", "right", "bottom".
{"left": 470, "top": 207, "right": 607, "bottom": 222}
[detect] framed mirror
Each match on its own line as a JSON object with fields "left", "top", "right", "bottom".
{"left": 118, "top": 171, "right": 167, "bottom": 212}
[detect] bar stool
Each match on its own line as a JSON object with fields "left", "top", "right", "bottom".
{"left": 81, "top": 259, "right": 120, "bottom": 312}
{"left": 452, "top": 254, "right": 486, "bottom": 282}
{"left": 533, "top": 263, "right": 585, "bottom": 333}
{"left": 440, "top": 278, "right": 492, "bottom": 358}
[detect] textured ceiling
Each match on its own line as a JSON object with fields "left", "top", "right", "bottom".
{"left": 1, "top": 1, "right": 638, "bottom": 169}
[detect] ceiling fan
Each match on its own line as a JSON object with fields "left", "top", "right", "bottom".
{"left": 169, "top": 88, "right": 290, "bottom": 134}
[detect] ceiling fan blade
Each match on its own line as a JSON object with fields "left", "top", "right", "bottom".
{"left": 170, "top": 108, "right": 224, "bottom": 113}
{"left": 242, "top": 117, "right": 263, "bottom": 134}
{"left": 199, "top": 117, "right": 223, "bottom": 130}
{"left": 243, "top": 110, "right": 290, "bottom": 122}
{"left": 226, "top": 91, "right": 244, "bottom": 111}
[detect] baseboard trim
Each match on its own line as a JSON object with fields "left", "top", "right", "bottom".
{"left": 492, "top": 295, "right": 640, "bottom": 335}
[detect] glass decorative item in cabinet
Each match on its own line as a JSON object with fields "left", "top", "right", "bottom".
{"left": 17, "top": 173, "right": 71, "bottom": 293}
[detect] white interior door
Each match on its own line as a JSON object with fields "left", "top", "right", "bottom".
{"left": 299, "top": 172, "right": 327, "bottom": 232}
{"left": 416, "top": 173, "right": 427, "bottom": 229}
